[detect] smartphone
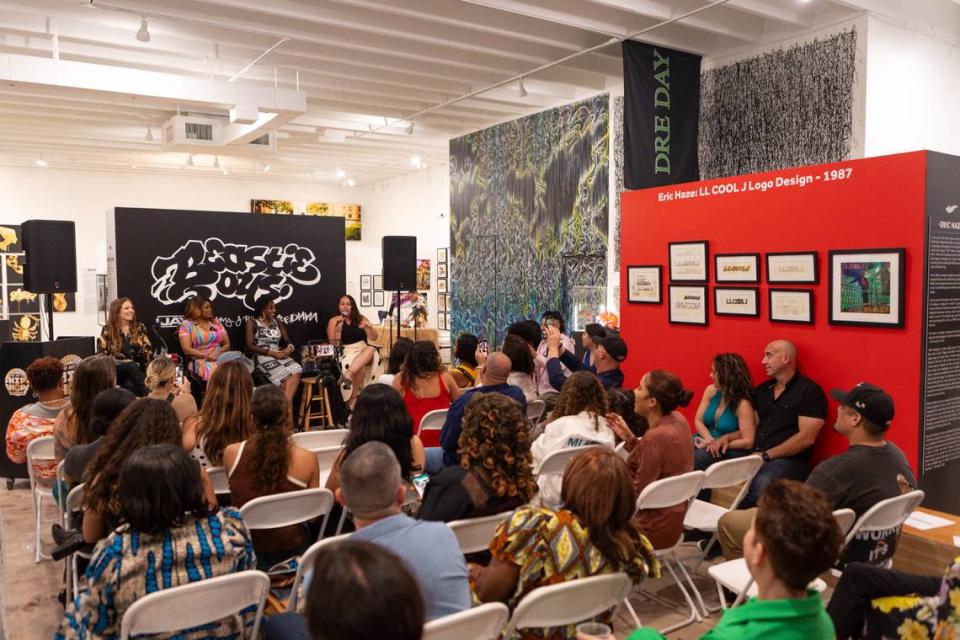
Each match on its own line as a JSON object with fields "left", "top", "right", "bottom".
{"left": 175, "top": 365, "right": 185, "bottom": 389}
{"left": 479, "top": 340, "right": 489, "bottom": 354}
{"left": 411, "top": 473, "right": 430, "bottom": 498}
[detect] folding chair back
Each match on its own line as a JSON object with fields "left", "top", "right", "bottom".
{"left": 526, "top": 400, "right": 546, "bottom": 423}
{"left": 239, "top": 488, "right": 335, "bottom": 541}
{"left": 119, "top": 570, "right": 270, "bottom": 640}
{"left": 423, "top": 602, "right": 510, "bottom": 640}
{"left": 27, "top": 435, "right": 56, "bottom": 562}
{"left": 502, "top": 573, "right": 633, "bottom": 638}
{"left": 206, "top": 466, "right": 231, "bottom": 495}
{"left": 833, "top": 508, "right": 857, "bottom": 537}
{"left": 447, "top": 511, "right": 513, "bottom": 555}
{"left": 635, "top": 470, "right": 705, "bottom": 512}
{"left": 291, "top": 429, "right": 349, "bottom": 450}
{"left": 287, "top": 533, "right": 352, "bottom": 611}
{"left": 419, "top": 409, "right": 448, "bottom": 434}
{"left": 614, "top": 441, "right": 629, "bottom": 461}
{"left": 702, "top": 455, "right": 763, "bottom": 510}
{"left": 534, "top": 444, "right": 603, "bottom": 476}
{"left": 844, "top": 490, "right": 924, "bottom": 548}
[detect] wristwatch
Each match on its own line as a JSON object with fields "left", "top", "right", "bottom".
{"left": 761, "top": 451, "right": 771, "bottom": 462}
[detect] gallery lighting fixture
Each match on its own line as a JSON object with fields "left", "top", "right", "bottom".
{"left": 405, "top": 121, "right": 415, "bottom": 135}
{"left": 135, "top": 17, "right": 150, "bottom": 43}
{"left": 410, "top": 155, "right": 423, "bottom": 169}
{"left": 213, "top": 155, "right": 220, "bottom": 169}
{"left": 221, "top": 163, "right": 229, "bottom": 176}
{"left": 335, "top": 168, "right": 346, "bottom": 179}
{"left": 186, "top": 154, "right": 194, "bottom": 167}
{"left": 346, "top": 178, "right": 356, "bottom": 187}
{"left": 145, "top": 126, "right": 154, "bottom": 142}
{"left": 35, "top": 159, "right": 47, "bottom": 167}
{"left": 262, "top": 162, "right": 271, "bottom": 172}
{"left": 518, "top": 78, "right": 528, "bottom": 97}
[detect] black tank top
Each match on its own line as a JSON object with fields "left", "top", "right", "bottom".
{"left": 341, "top": 322, "right": 365, "bottom": 345}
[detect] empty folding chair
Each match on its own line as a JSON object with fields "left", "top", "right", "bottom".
{"left": 62, "top": 482, "right": 87, "bottom": 604}
{"left": 447, "top": 511, "right": 513, "bottom": 555}
{"left": 423, "top": 602, "right": 510, "bottom": 640}
{"left": 119, "top": 570, "right": 270, "bottom": 640}
{"left": 287, "top": 533, "right": 351, "bottom": 612}
{"left": 291, "top": 429, "right": 349, "bottom": 450}
{"left": 27, "top": 435, "right": 56, "bottom": 562}
{"left": 239, "top": 488, "right": 336, "bottom": 568}
{"left": 526, "top": 399, "right": 546, "bottom": 423}
{"left": 418, "top": 409, "right": 448, "bottom": 439}
{"left": 206, "top": 466, "right": 231, "bottom": 497}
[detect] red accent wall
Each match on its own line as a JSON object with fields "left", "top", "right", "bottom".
{"left": 619, "top": 151, "right": 928, "bottom": 470}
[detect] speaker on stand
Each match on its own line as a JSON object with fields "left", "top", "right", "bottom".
{"left": 21, "top": 220, "right": 78, "bottom": 341}
{"left": 382, "top": 236, "right": 417, "bottom": 348}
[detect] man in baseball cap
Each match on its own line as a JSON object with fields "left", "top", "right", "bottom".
{"left": 544, "top": 326, "right": 627, "bottom": 391}
{"left": 830, "top": 382, "right": 895, "bottom": 431}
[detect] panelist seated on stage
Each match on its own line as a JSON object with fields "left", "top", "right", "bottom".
{"left": 246, "top": 294, "right": 302, "bottom": 405}
{"left": 178, "top": 295, "right": 230, "bottom": 382}
{"left": 327, "top": 295, "right": 378, "bottom": 408}
{"left": 98, "top": 297, "right": 152, "bottom": 396}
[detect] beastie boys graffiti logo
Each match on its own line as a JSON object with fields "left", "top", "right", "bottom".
{"left": 150, "top": 238, "right": 322, "bottom": 310}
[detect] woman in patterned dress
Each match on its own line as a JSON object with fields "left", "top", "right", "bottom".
{"left": 178, "top": 296, "right": 230, "bottom": 382}
{"left": 246, "top": 294, "right": 302, "bottom": 405}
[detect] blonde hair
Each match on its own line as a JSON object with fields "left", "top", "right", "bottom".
{"left": 145, "top": 357, "right": 177, "bottom": 391}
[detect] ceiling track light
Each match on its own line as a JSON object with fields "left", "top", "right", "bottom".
{"left": 405, "top": 121, "right": 415, "bottom": 135}
{"left": 186, "top": 154, "right": 194, "bottom": 167}
{"left": 136, "top": 16, "right": 150, "bottom": 43}
{"left": 213, "top": 155, "right": 220, "bottom": 168}
{"left": 262, "top": 161, "right": 271, "bottom": 173}
{"left": 346, "top": 178, "right": 356, "bottom": 187}
{"left": 35, "top": 159, "right": 47, "bottom": 167}
{"left": 518, "top": 78, "right": 528, "bottom": 98}
{"left": 145, "top": 126, "right": 154, "bottom": 142}
{"left": 335, "top": 168, "right": 346, "bottom": 179}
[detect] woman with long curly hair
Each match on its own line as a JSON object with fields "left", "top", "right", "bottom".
{"left": 420, "top": 393, "right": 534, "bottom": 523}
{"left": 692, "top": 352, "right": 757, "bottom": 470}
{"left": 473, "top": 448, "right": 659, "bottom": 639}
{"left": 97, "top": 297, "right": 152, "bottom": 395}
{"left": 81, "top": 398, "right": 213, "bottom": 544}
{"left": 186, "top": 360, "right": 253, "bottom": 468}
{"left": 53, "top": 354, "right": 116, "bottom": 462}
{"left": 531, "top": 371, "right": 615, "bottom": 508}
{"left": 223, "top": 384, "right": 318, "bottom": 569}
{"left": 392, "top": 340, "right": 461, "bottom": 447}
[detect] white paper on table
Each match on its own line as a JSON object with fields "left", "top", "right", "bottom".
{"left": 904, "top": 511, "right": 954, "bottom": 530}
{"left": 953, "top": 535, "right": 960, "bottom": 548}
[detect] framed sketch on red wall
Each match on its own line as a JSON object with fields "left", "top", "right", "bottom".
{"left": 715, "top": 253, "right": 760, "bottom": 283}
{"left": 769, "top": 289, "right": 814, "bottom": 324}
{"left": 668, "top": 285, "right": 708, "bottom": 325}
{"left": 627, "top": 265, "right": 662, "bottom": 304}
{"left": 766, "top": 251, "right": 819, "bottom": 284}
{"left": 828, "top": 248, "right": 905, "bottom": 328}
{"left": 668, "top": 241, "right": 708, "bottom": 282}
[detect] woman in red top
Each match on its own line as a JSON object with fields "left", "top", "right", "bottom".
{"left": 392, "top": 340, "right": 461, "bottom": 448}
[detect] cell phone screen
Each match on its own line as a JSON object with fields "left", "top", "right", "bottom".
{"left": 411, "top": 473, "right": 430, "bottom": 498}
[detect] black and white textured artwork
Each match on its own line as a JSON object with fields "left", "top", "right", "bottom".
{"left": 698, "top": 29, "right": 857, "bottom": 179}
{"left": 612, "top": 95, "right": 624, "bottom": 272}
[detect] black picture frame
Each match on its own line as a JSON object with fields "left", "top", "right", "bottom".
{"left": 828, "top": 248, "right": 905, "bottom": 328}
{"left": 374, "top": 291, "right": 384, "bottom": 307}
{"left": 768, "top": 288, "right": 814, "bottom": 324}
{"left": 714, "top": 287, "right": 760, "bottom": 317}
{"left": 668, "top": 241, "right": 709, "bottom": 283}
{"left": 668, "top": 285, "right": 708, "bottom": 325}
{"left": 766, "top": 251, "right": 819, "bottom": 284}
{"left": 360, "top": 274, "right": 372, "bottom": 291}
{"left": 714, "top": 253, "right": 760, "bottom": 284}
{"left": 626, "top": 265, "right": 662, "bottom": 304}
{"left": 359, "top": 291, "right": 372, "bottom": 307}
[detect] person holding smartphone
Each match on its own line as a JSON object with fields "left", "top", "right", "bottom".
{"left": 534, "top": 311, "right": 576, "bottom": 398}
{"left": 144, "top": 357, "right": 197, "bottom": 425}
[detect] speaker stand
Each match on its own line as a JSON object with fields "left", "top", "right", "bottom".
{"left": 44, "top": 293, "right": 55, "bottom": 341}
{"left": 394, "top": 290, "right": 402, "bottom": 348}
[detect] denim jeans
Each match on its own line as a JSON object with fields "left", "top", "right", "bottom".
{"left": 693, "top": 446, "right": 750, "bottom": 502}
{"left": 740, "top": 456, "right": 810, "bottom": 509}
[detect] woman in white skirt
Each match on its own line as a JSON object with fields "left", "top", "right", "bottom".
{"left": 246, "top": 294, "right": 302, "bottom": 405}
{"left": 326, "top": 294, "right": 379, "bottom": 409}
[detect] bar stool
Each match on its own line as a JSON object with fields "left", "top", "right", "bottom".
{"left": 298, "top": 377, "right": 334, "bottom": 431}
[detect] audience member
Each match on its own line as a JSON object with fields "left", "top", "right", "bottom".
{"left": 427, "top": 352, "right": 525, "bottom": 472}
{"left": 738, "top": 340, "right": 827, "bottom": 509}
{"left": 533, "top": 311, "right": 575, "bottom": 397}
{"left": 580, "top": 322, "right": 607, "bottom": 368}
{"left": 506, "top": 319, "right": 542, "bottom": 351}
{"left": 449, "top": 333, "right": 480, "bottom": 388}
{"left": 532, "top": 371, "right": 615, "bottom": 508}
{"left": 246, "top": 293, "right": 302, "bottom": 405}
{"left": 377, "top": 337, "right": 413, "bottom": 386}
{"left": 144, "top": 356, "right": 198, "bottom": 424}
{"left": 607, "top": 388, "right": 647, "bottom": 438}
{"left": 6, "top": 357, "right": 69, "bottom": 481}
{"left": 53, "top": 354, "right": 116, "bottom": 462}
{"left": 693, "top": 353, "right": 756, "bottom": 472}
{"left": 62, "top": 388, "right": 136, "bottom": 485}
{"left": 224, "top": 385, "right": 320, "bottom": 569}
{"left": 304, "top": 541, "right": 425, "bottom": 640}
{"left": 187, "top": 360, "right": 253, "bottom": 468}
{"left": 718, "top": 382, "right": 915, "bottom": 566}
{"left": 97, "top": 297, "right": 152, "bottom": 396}
{"left": 392, "top": 340, "right": 461, "bottom": 447}
{"left": 420, "top": 393, "right": 535, "bottom": 522}
{"left": 178, "top": 295, "right": 230, "bottom": 382}
{"left": 607, "top": 369, "right": 694, "bottom": 549}
{"left": 629, "top": 480, "right": 842, "bottom": 640}
{"left": 502, "top": 334, "right": 538, "bottom": 400}
{"left": 473, "top": 448, "right": 659, "bottom": 638}
{"left": 544, "top": 325, "right": 626, "bottom": 391}
{"left": 57, "top": 444, "right": 256, "bottom": 640}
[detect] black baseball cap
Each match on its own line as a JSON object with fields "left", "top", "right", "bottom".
{"left": 830, "top": 383, "right": 894, "bottom": 428}
{"left": 595, "top": 335, "right": 628, "bottom": 363}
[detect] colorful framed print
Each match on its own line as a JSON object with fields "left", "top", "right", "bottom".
{"left": 769, "top": 288, "right": 814, "bottom": 324}
{"left": 715, "top": 253, "right": 760, "bottom": 283}
{"left": 627, "top": 265, "right": 662, "bottom": 304}
{"left": 766, "top": 251, "right": 819, "bottom": 284}
{"left": 668, "top": 241, "right": 709, "bottom": 283}
{"left": 714, "top": 287, "right": 759, "bottom": 317}
{"left": 828, "top": 249, "right": 905, "bottom": 327}
{"left": 668, "top": 285, "right": 708, "bottom": 325}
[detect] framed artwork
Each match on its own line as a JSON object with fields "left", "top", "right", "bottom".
{"left": 416, "top": 259, "right": 431, "bottom": 290}
{"left": 360, "top": 274, "right": 372, "bottom": 291}
{"left": 438, "top": 294, "right": 447, "bottom": 312}
{"left": 668, "top": 241, "right": 709, "bottom": 282}
{"left": 627, "top": 265, "right": 662, "bottom": 304}
{"left": 437, "top": 278, "right": 448, "bottom": 293}
{"left": 374, "top": 291, "right": 385, "bottom": 307}
{"left": 437, "top": 247, "right": 448, "bottom": 263}
{"left": 438, "top": 313, "right": 448, "bottom": 330}
{"left": 715, "top": 253, "right": 760, "bottom": 283}
{"left": 769, "top": 289, "right": 814, "bottom": 324}
{"left": 828, "top": 249, "right": 905, "bottom": 327}
{"left": 360, "top": 291, "right": 372, "bottom": 307}
{"left": 668, "top": 285, "right": 708, "bottom": 325}
{"left": 437, "top": 262, "right": 447, "bottom": 278}
{"left": 766, "top": 251, "right": 819, "bottom": 284}
{"left": 714, "top": 287, "right": 759, "bottom": 317}
{"left": 373, "top": 274, "right": 383, "bottom": 291}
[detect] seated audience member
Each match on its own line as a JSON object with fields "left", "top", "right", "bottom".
{"left": 304, "top": 541, "right": 425, "bottom": 640}
{"left": 57, "top": 444, "right": 256, "bottom": 640}
{"left": 535, "top": 311, "right": 576, "bottom": 395}
{"left": 629, "top": 480, "right": 842, "bottom": 640}
{"left": 392, "top": 340, "right": 461, "bottom": 447}
{"left": 178, "top": 295, "right": 230, "bottom": 382}
{"left": 246, "top": 294, "right": 302, "bottom": 405}
{"left": 506, "top": 319, "right": 542, "bottom": 351}
{"left": 693, "top": 353, "right": 756, "bottom": 500}
{"left": 186, "top": 360, "right": 253, "bottom": 469}
{"left": 53, "top": 354, "right": 116, "bottom": 462}
{"left": 6, "top": 357, "right": 70, "bottom": 481}
{"left": 426, "top": 352, "right": 525, "bottom": 472}
{"left": 502, "top": 334, "right": 538, "bottom": 400}
{"left": 607, "top": 370, "right": 694, "bottom": 549}
{"left": 718, "top": 382, "right": 915, "bottom": 566}
{"left": 82, "top": 399, "right": 213, "bottom": 544}
{"left": 532, "top": 371, "right": 615, "bottom": 508}
{"left": 420, "top": 393, "right": 535, "bottom": 523}
{"left": 376, "top": 336, "right": 413, "bottom": 386}
{"left": 144, "top": 357, "right": 198, "bottom": 424}
{"left": 98, "top": 297, "right": 152, "bottom": 396}
{"left": 607, "top": 388, "right": 647, "bottom": 438}
{"left": 580, "top": 322, "right": 607, "bottom": 369}
{"left": 738, "top": 340, "right": 827, "bottom": 509}
{"left": 449, "top": 333, "right": 480, "bottom": 388}
{"left": 62, "top": 388, "right": 136, "bottom": 484}
{"left": 544, "top": 325, "right": 627, "bottom": 391}
{"left": 224, "top": 385, "right": 320, "bottom": 569}
{"left": 339, "top": 442, "right": 470, "bottom": 620}
{"left": 473, "top": 448, "right": 659, "bottom": 638}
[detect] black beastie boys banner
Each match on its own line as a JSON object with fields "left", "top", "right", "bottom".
{"left": 623, "top": 41, "right": 701, "bottom": 189}
{"left": 113, "top": 207, "right": 345, "bottom": 349}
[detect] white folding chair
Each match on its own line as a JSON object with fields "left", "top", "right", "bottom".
{"left": 614, "top": 441, "right": 629, "bottom": 461}
{"left": 287, "top": 533, "right": 351, "bottom": 612}
{"left": 835, "top": 490, "right": 925, "bottom": 573}
{"left": 526, "top": 399, "right": 546, "bottom": 423}
{"left": 239, "top": 488, "right": 336, "bottom": 562}
{"left": 291, "top": 429, "right": 349, "bottom": 450}
{"left": 26, "top": 436, "right": 56, "bottom": 562}
{"left": 629, "top": 470, "right": 706, "bottom": 634}
{"left": 119, "top": 570, "right": 270, "bottom": 640}
{"left": 312, "top": 445, "right": 344, "bottom": 487}
{"left": 533, "top": 444, "right": 603, "bottom": 476}
{"left": 206, "top": 466, "right": 231, "bottom": 496}
{"left": 423, "top": 602, "right": 510, "bottom": 640}
{"left": 63, "top": 482, "right": 87, "bottom": 604}
{"left": 418, "top": 409, "right": 448, "bottom": 437}
{"left": 502, "top": 573, "right": 633, "bottom": 639}
{"left": 447, "top": 511, "right": 513, "bottom": 555}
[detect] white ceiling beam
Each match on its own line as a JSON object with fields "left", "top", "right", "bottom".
{"left": 583, "top": 0, "right": 764, "bottom": 43}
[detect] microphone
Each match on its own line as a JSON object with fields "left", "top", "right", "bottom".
{"left": 151, "top": 322, "right": 169, "bottom": 357}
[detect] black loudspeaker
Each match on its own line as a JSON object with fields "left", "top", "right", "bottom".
{"left": 382, "top": 236, "right": 417, "bottom": 291}
{"left": 22, "top": 220, "right": 77, "bottom": 293}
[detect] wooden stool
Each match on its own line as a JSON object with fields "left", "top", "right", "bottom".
{"left": 298, "top": 377, "right": 334, "bottom": 431}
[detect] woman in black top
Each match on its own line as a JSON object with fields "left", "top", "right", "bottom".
{"left": 98, "top": 297, "right": 152, "bottom": 395}
{"left": 326, "top": 295, "right": 378, "bottom": 408}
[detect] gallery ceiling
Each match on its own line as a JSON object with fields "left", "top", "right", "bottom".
{"left": 0, "top": 0, "right": 955, "bottom": 185}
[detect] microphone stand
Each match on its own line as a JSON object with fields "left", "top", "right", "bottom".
{"left": 151, "top": 322, "right": 169, "bottom": 357}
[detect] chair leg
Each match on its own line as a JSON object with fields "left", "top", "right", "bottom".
{"left": 731, "top": 577, "right": 751, "bottom": 608}
{"left": 655, "top": 555, "right": 702, "bottom": 635}
{"left": 715, "top": 580, "right": 728, "bottom": 610}
{"left": 675, "top": 550, "right": 711, "bottom": 618}
{"left": 622, "top": 597, "right": 643, "bottom": 629}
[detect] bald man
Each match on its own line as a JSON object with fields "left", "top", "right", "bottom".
{"left": 422, "top": 351, "right": 527, "bottom": 473}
